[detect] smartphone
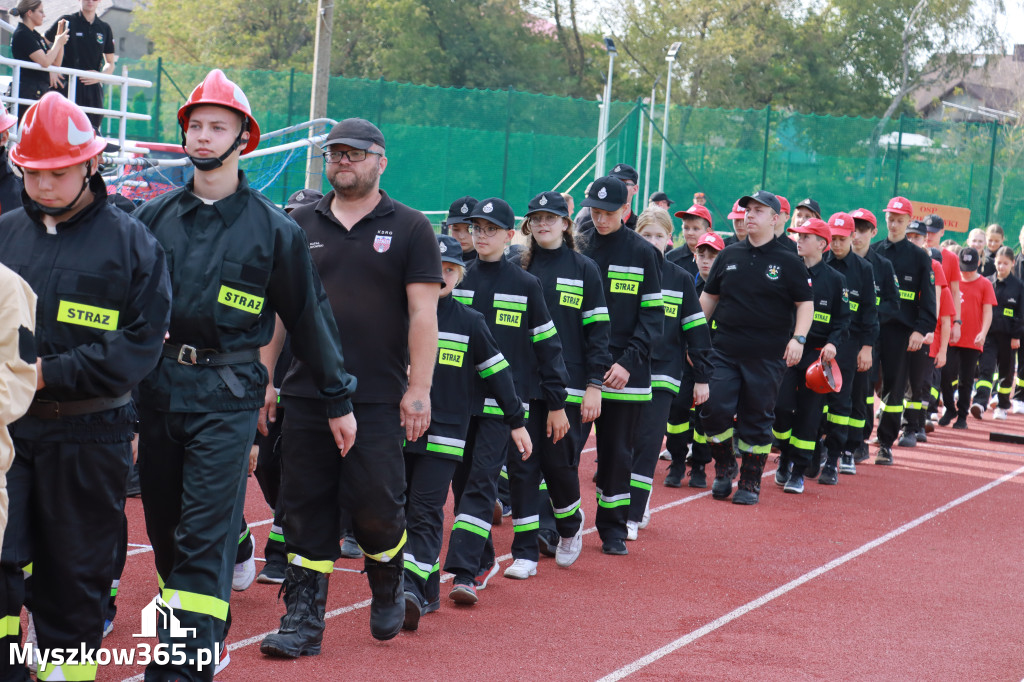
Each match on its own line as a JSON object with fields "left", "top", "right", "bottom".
{"left": 58, "top": 18, "right": 68, "bottom": 32}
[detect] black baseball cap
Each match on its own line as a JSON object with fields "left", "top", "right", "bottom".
{"left": 286, "top": 188, "right": 324, "bottom": 210}
{"left": 959, "top": 246, "right": 980, "bottom": 272}
{"left": 468, "top": 197, "right": 516, "bottom": 231}
{"left": 907, "top": 220, "right": 927, "bottom": 236}
{"left": 526, "top": 191, "right": 569, "bottom": 218}
{"left": 796, "top": 198, "right": 822, "bottom": 218}
{"left": 608, "top": 163, "right": 639, "bottom": 184}
{"left": 650, "top": 191, "right": 673, "bottom": 205}
{"left": 582, "top": 176, "right": 629, "bottom": 212}
{"left": 437, "top": 234, "right": 464, "bottom": 266}
{"left": 738, "top": 190, "right": 781, "bottom": 214}
{"left": 447, "top": 196, "right": 478, "bottom": 226}
{"left": 322, "top": 118, "right": 385, "bottom": 150}
{"left": 923, "top": 214, "right": 944, "bottom": 232}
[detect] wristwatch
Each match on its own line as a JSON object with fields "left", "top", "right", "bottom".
{"left": 792, "top": 335, "right": 806, "bottom": 344}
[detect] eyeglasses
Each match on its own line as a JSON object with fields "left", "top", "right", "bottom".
{"left": 530, "top": 213, "right": 564, "bottom": 226}
{"left": 471, "top": 224, "right": 504, "bottom": 236}
{"left": 322, "top": 149, "right": 382, "bottom": 164}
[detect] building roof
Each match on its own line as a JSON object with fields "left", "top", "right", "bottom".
{"left": 915, "top": 49, "right": 1024, "bottom": 117}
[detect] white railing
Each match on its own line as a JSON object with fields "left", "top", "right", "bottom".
{"left": 0, "top": 54, "right": 152, "bottom": 154}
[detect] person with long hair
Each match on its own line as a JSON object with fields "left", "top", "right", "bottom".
{"left": 9, "top": 0, "right": 68, "bottom": 120}
{"left": 970, "top": 246, "right": 1023, "bottom": 420}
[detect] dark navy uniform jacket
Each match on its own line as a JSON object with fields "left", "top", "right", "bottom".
{"left": 134, "top": 172, "right": 354, "bottom": 417}
{"left": 453, "top": 257, "right": 568, "bottom": 417}
{"left": 0, "top": 151, "right": 23, "bottom": 216}
{"left": 989, "top": 273, "right": 1024, "bottom": 338}
{"left": 826, "top": 250, "right": 878, "bottom": 351}
{"left": 805, "top": 259, "right": 851, "bottom": 351}
{"left": 404, "top": 294, "right": 524, "bottom": 462}
{"left": 653, "top": 258, "right": 712, "bottom": 392}
{"left": 578, "top": 224, "right": 663, "bottom": 401}
{"left": 514, "top": 243, "right": 612, "bottom": 405}
{"left": 872, "top": 238, "right": 937, "bottom": 336}
{"left": 0, "top": 174, "right": 171, "bottom": 441}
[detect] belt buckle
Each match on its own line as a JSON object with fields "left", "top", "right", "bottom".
{"left": 177, "top": 344, "right": 198, "bottom": 366}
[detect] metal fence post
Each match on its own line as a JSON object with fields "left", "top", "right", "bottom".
{"left": 761, "top": 106, "right": 770, "bottom": 188}
{"left": 893, "top": 115, "right": 904, "bottom": 197}
{"left": 153, "top": 57, "right": 162, "bottom": 141}
{"left": 984, "top": 119, "right": 998, "bottom": 226}
{"left": 287, "top": 67, "right": 295, "bottom": 126}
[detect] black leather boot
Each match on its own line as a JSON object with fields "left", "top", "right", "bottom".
{"left": 260, "top": 565, "right": 329, "bottom": 658}
{"left": 710, "top": 440, "right": 737, "bottom": 500}
{"left": 365, "top": 554, "right": 405, "bottom": 641}
{"left": 733, "top": 451, "right": 768, "bottom": 505}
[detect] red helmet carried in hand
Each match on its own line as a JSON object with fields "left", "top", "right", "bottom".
{"left": 10, "top": 92, "right": 106, "bottom": 170}
{"left": 806, "top": 357, "right": 842, "bottom": 394}
{"left": 178, "top": 69, "right": 260, "bottom": 154}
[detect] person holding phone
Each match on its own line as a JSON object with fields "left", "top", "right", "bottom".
{"left": 10, "top": 1, "right": 68, "bottom": 120}
{"left": 46, "top": 0, "right": 116, "bottom": 130}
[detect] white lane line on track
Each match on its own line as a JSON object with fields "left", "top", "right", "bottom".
{"left": 596, "top": 462, "right": 1024, "bottom": 682}
{"left": 122, "top": 458, "right": 777, "bottom": 681}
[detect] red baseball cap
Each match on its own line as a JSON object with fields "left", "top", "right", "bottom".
{"left": 727, "top": 200, "right": 745, "bottom": 220}
{"left": 828, "top": 212, "right": 855, "bottom": 237}
{"left": 695, "top": 231, "right": 725, "bottom": 252}
{"left": 850, "top": 208, "right": 877, "bottom": 229}
{"left": 789, "top": 217, "right": 831, "bottom": 251}
{"left": 674, "top": 204, "right": 713, "bottom": 229}
{"left": 884, "top": 196, "right": 913, "bottom": 215}
{"left": 778, "top": 196, "right": 791, "bottom": 214}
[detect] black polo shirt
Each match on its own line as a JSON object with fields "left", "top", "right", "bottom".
{"left": 11, "top": 24, "right": 49, "bottom": 95}
{"left": 703, "top": 237, "right": 812, "bottom": 359}
{"left": 282, "top": 190, "right": 443, "bottom": 405}
{"left": 45, "top": 12, "right": 114, "bottom": 72}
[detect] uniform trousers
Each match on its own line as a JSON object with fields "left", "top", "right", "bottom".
{"left": 402, "top": 452, "right": 457, "bottom": 607}
{"left": 941, "top": 347, "right": 982, "bottom": 420}
{"left": 591, "top": 401, "right": 641, "bottom": 542}
{"left": 507, "top": 402, "right": 584, "bottom": 562}
{"left": 629, "top": 391, "right": 673, "bottom": 522}
{"left": 138, "top": 408, "right": 256, "bottom": 682}
{"left": 876, "top": 322, "right": 914, "bottom": 447}
{"left": 973, "top": 333, "right": 1014, "bottom": 410}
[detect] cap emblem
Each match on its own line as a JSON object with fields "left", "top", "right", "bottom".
{"left": 539, "top": 195, "right": 548, "bottom": 206}
{"left": 460, "top": 203, "right": 468, "bottom": 214}
{"left": 598, "top": 187, "right": 608, "bottom": 199}
{"left": 483, "top": 202, "right": 493, "bottom": 213}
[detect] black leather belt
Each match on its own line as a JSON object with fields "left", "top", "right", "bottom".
{"left": 27, "top": 393, "right": 132, "bottom": 420}
{"left": 161, "top": 343, "right": 260, "bottom": 367}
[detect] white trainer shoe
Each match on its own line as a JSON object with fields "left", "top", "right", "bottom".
{"left": 658, "top": 449, "right": 672, "bottom": 461}
{"left": 639, "top": 499, "right": 651, "bottom": 529}
{"left": 555, "top": 510, "right": 584, "bottom": 568}
{"left": 503, "top": 558, "right": 538, "bottom": 580}
{"left": 232, "top": 556, "right": 256, "bottom": 591}
{"left": 26, "top": 611, "right": 37, "bottom": 673}
{"left": 994, "top": 407, "right": 1008, "bottom": 420}
{"left": 626, "top": 521, "right": 639, "bottom": 541}
{"left": 1013, "top": 400, "right": 1024, "bottom": 414}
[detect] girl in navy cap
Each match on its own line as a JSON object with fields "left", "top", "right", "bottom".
{"left": 512, "top": 190, "right": 612, "bottom": 567}
{"left": 443, "top": 197, "right": 569, "bottom": 600}
{"left": 400, "top": 234, "right": 530, "bottom": 628}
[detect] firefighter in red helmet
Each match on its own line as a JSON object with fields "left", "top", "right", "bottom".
{"left": 0, "top": 92, "right": 172, "bottom": 682}
{"left": 133, "top": 70, "right": 355, "bottom": 681}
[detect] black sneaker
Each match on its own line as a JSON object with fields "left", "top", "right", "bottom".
{"left": 537, "top": 529, "right": 558, "bottom": 558}
{"left": 339, "top": 534, "right": 362, "bottom": 559}
{"left": 970, "top": 403, "right": 983, "bottom": 420}
{"left": 688, "top": 465, "right": 707, "bottom": 489}
{"left": 601, "top": 539, "right": 628, "bottom": 555}
{"left": 784, "top": 474, "right": 805, "bottom": 494}
{"left": 664, "top": 469, "right": 683, "bottom": 488}
{"left": 953, "top": 417, "right": 968, "bottom": 430}
{"left": 938, "top": 412, "right": 954, "bottom": 426}
{"left": 852, "top": 443, "right": 870, "bottom": 464}
{"left": 732, "top": 487, "right": 759, "bottom": 505}
{"left": 257, "top": 561, "right": 287, "bottom": 585}
{"left": 774, "top": 458, "right": 791, "bottom": 487}
{"left": 897, "top": 431, "right": 917, "bottom": 448}
{"left": 818, "top": 464, "right": 838, "bottom": 485}
{"left": 839, "top": 454, "right": 856, "bottom": 475}
{"left": 402, "top": 591, "right": 422, "bottom": 631}
{"left": 924, "top": 420, "right": 935, "bottom": 433}
{"left": 875, "top": 445, "right": 893, "bottom": 465}
{"left": 805, "top": 451, "right": 823, "bottom": 479}
{"left": 915, "top": 429, "right": 927, "bottom": 443}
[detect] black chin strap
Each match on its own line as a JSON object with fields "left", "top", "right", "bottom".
{"left": 181, "top": 119, "right": 249, "bottom": 171}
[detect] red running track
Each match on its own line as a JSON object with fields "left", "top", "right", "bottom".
{"left": 65, "top": 411, "right": 1024, "bottom": 680}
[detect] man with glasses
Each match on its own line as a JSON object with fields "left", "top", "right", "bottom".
{"left": 261, "top": 118, "right": 442, "bottom": 654}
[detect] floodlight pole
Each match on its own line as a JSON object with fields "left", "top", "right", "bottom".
{"left": 642, "top": 75, "right": 660, "bottom": 209}
{"left": 596, "top": 37, "right": 617, "bottom": 178}
{"left": 658, "top": 42, "right": 681, "bottom": 192}
{"left": 306, "top": 0, "right": 333, "bottom": 191}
